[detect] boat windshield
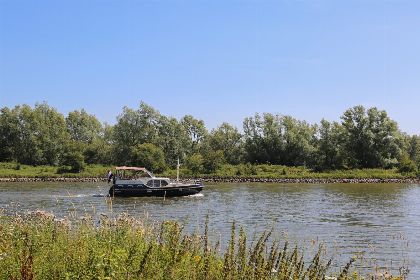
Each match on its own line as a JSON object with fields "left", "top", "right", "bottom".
{"left": 115, "top": 167, "right": 154, "bottom": 180}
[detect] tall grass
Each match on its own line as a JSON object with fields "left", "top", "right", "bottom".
{"left": 0, "top": 210, "right": 406, "bottom": 279}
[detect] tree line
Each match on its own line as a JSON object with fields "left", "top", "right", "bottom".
{"left": 0, "top": 102, "right": 419, "bottom": 174}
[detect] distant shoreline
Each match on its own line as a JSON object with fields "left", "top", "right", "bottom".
{"left": 0, "top": 177, "right": 419, "bottom": 184}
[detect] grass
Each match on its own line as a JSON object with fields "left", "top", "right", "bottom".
{"left": 0, "top": 162, "right": 418, "bottom": 180}
{"left": 0, "top": 162, "right": 111, "bottom": 178}
{"left": 164, "top": 164, "right": 418, "bottom": 180}
{"left": 0, "top": 210, "right": 407, "bottom": 280}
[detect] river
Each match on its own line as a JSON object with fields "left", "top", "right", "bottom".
{"left": 0, "top": 182, "right": 419, "bottom": 278}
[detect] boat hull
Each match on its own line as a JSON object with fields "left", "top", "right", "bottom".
{"left": 109, "top": 183, "right": 203, "bottom": 197}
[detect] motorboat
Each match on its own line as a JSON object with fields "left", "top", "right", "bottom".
{"left": 108, "top": 166, "right": 204, "bottom": 197}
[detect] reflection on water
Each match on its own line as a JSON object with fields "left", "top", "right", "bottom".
{"left": 0, "top": 182, "right": 419, "bottom": 278}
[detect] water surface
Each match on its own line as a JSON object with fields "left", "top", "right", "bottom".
{"left": 0, "top": 182, "right": 418, "bottom": 278}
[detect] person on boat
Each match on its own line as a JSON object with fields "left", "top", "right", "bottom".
{"left": 107, "top": 170, "right": 114, "bottom": 183}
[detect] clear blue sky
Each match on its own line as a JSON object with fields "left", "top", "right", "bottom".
{"left": 1, "top": 0, "right": 419, "bottom": 134}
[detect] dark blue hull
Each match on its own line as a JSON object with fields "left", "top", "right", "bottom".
{"left": 109, "top": 183, "right": 203, "bottom": 197}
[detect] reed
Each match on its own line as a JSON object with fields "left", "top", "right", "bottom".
{"left": 0, "top": 210, "right": 406, "bottom": 279}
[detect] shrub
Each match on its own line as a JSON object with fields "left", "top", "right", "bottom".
{"left": 60, "top": 150, "right": 85, "bottom": 173}
{"left": 398, "top": 153, "right": 418, "bottom": 174}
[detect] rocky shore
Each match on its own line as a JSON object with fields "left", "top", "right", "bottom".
{"left": 0, "top": 176, "right": 419, "bottom": 184}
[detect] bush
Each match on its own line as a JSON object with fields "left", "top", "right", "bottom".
{"left": 60, "top": 150, "right": 85, "bottom": 173}
{"left": 237, "top": 163, "right": 257, "bottom": 176}
{"left": 398, "top": 154, "right": 418, "bottom": 174}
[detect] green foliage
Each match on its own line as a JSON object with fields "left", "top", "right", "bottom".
{"left": 314, "top": 119, "right": 345, "bottom": 170}
{"left": 168, "top": 163, "right": 405, "bottom": 180}
{"left": 66, "top": 109, "right": 103, "bottom": 143}
{"left": 112, "top": 102, "right": 161, "bottom": 165}
{"left": 0, "top": 162, "right": 408, "bottom": 180}
{"left": 131, "top": 143, "right": 166, "bottom": 173}
{"left": 181, "top": 115, "right": 208, "bottom": 154}
{"left": 398, "top": 153, "right": 418, "bottom": 174}
{"left": 59, "top": 141, "right": 86, "bottom": 173}
{"left": 185, "top": 153, "right": 204, "bottom": 175}
{"left": 235, "top": 163, "right": 257, "bottom": 176}
{"left": 156, "top": 115, "right": 191, "bottom": 167}
{"left": 243, "top": 113, "right": 316, "bottom": 166}
{"left": 208, "top": 123, "right": 244, "bottom": 165}
{"left": 111, "top": 103, "right": 203, "bottom": 167}
{"left": 0, "top": 212, "right": 399, "bottom": 280}
{"left": 202, "top": 149, "right": 225, "bottom": 173}
{"left": 407, "top": 135, "right": 420, "bottom": 168}
{"left": 0, "top": 162, "right": 111, "bottom": 178}
{"left": 341, "top": 106, "right": 403, "bottom": 169}
{"left": 83, "top": 134, "right": 114, "bottom": 165}
{"left": 0, "top": 102, "right": 416, "bottom": 174}
{"left": 0, "top": 107, "right": 20, "bottom": 161}
{"left": 0, "top": 103, "right": 71, "bottom": 165}
{"left": 60, "top": 153, "right": 85, "bottom": 173}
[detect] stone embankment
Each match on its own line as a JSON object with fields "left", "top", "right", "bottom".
{"left": 0, "top": 177, "right": 419, "bottom": 184}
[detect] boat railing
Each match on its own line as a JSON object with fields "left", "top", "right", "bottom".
{"left": 183, "top": 179, "right": 203, "bottom": 185}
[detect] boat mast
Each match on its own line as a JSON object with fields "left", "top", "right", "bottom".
{"left": 176, "top": 158, "right": 180, "bottom": 182}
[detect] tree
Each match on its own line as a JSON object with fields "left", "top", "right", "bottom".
{"left": 66, "top": 109, "right": 106, "bottom": 165}
{"left": 0, "top": 107, "right": 20, "bottom": 161}
{"left": 208, "top": 123, "right": 244, "bottom": 164}
{"left": 313, "top": 119, "right": 345, "bottom": 170}
{"left": 281, "top": 116, "right": 317, "bottom": 166}
{"left": 185, "top": 153, "right": 204, "bottom": 175}
{"left": 156, "top": 116, "right": 190, "bottom": 167}
{"left": 83, "top": 137, "right": 113, "bottom": 165}
{"left": 202, "top": 149, "right": 225, "bottom": 173}
{"left": 32, "top": 103, "right": 70, "bottom": 165}
{"left": 407, "top": 135, "right": 420, "bottom": 168}
{"left": 4, "top": 103, "right": 70, "bottom": 166}
{"left": 181, "top": 115, "right": 208, "bottom": 154}
{"left": 341, "top": 106, "right": 403, "bottom": 168}
{"left": 66, "top": 109, "right": 103, "bottom": 143}
{"left": 131, "top": 143, "right": 166, "bottom": 173}
{"left": 112, "top": 102, "right": 160, "bottom": 165}
{"left": 243, "top": 113, "right": 316, "bottom": 166}
{"left": 243, "top": 113, "right": 277, "bottom": 164}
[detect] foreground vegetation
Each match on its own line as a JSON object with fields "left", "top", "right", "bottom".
{"left": 0, "top": 102, "right": 419, "bottom": 176}
{"left": 0, "top": 210, "right": 406, "bottom": 279}
{"left": 0, "top": 162, "right": 418, "bottom": 180}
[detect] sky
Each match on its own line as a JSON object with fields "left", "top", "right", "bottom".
{"left": 0, "top": 0, "right": 419, "bottom": 134}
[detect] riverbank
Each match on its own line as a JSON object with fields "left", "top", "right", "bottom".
{"left": 0, "top": 176, "right": 419, "bottom": 184}
{"left": 1, "top": 162, "right": 418, "bottom": 184}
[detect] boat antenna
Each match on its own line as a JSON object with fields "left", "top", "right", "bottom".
{"left": 176, "top": 158, "right": 180, "bottom": 182}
